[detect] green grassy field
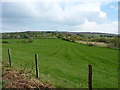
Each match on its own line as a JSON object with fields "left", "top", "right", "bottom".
{"left": 2, "top": 39, "right": 118, "bottom": 88}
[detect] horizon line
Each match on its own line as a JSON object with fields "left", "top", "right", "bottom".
{"left": 1, "top": 30, "right": 118, "bottom": 35}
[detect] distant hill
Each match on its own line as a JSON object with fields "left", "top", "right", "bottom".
{"left": 1, "top": 31, "right": 117, "bottom": 35}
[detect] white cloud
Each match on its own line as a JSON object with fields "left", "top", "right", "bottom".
{"left": 2, "top": 1, "right": 118, "bottom": 34}
{"left": 110, "top": 4, "right": 118, "bottom": 11}
{"left": 99, "top": 11, "right": 106, "bottom": 18}
{"left": 3, "top": 2, "right": 106, "bottom": 25}
{"left": 73, "top": 20, "right": 118, "bottom": 34}
{"left": 1, "top": 0, "right": 119, "bottom": 2}
{"left": 2, "top": 25, "right": 28, "bottom": 33}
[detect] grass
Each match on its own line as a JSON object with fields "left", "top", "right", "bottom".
{"left": 2, "top": 39, "right": 118, "bottom": 88}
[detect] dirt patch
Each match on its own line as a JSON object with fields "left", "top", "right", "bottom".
{"left": 2, "top": 67, "right": 52, "bottom": 89}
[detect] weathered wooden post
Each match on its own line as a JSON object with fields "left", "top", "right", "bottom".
{"left": 88, "top": 64, "right": 92, "bottom": 90}
{"left": 8, "top": 49, "right": 11, "bottom": 66}
{"left": 35, "top": 54, "right": 39, "bottom": 78}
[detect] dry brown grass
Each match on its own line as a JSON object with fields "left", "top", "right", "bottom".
{"left": 2, "top": 67, "right": 52, "bottom": 89}
{"left": 75, "top": 41, "right": 108, "bottom": 47}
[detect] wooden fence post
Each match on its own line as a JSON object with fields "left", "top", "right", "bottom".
{"left": 35, "top": 54, "right": 39, "bottom": 78}
{"left": 8, "top": 49, "right": 11, "bottom": 66}
{"left": 88, "top": 64, "right": 92, "bottom": 90}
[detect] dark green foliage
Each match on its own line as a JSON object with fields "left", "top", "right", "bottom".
{"left": 91, "top": 37, "right": 108, "bottom": 43}
{"left": 2, "top": 80, "right": 8, "bottom": 85}
{"left": 86, "top": 43, "right": 95, "bottom": 46}
{"left": 2, "top": 41, "right": 10, "bottom": 43}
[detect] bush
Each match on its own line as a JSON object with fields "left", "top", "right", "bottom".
{"left": 91, "top": 37, "right": 113, "bottom": 43}
{"left": 107, "top": 37, "right": 120, "bottom": 49}
{"left": 86, "top": 43, "right": 95, "bottom": 46}
{"left": 2, "top": 41, "right": 10, "bottom": 43}
{"left": 28, "top": 37, "right": 33, "bottom": 43}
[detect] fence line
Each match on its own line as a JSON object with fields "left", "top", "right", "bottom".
{"left": 8, "top": 49, "right": 12, "bottom": 66}
{"left": 88, "top": 64, "right": 92, "bottom": 90}
{"left": 35, "top": 54, "right": 39, "bottom": 78}
{"left": 7, "top": 49, "right": 93, "bottom": 89}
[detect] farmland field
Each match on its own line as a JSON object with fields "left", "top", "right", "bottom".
{"left": 2, "top": 39, "right": 118, "bottom": 88}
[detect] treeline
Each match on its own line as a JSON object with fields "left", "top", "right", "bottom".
{"left": 2, "top": 31, "right": 57, "bottom": 39}
{"left": 56, "top": 33, "right": 120, "bottom": 49}
{"left": 88, "top": 37, "right": 120, "bottom": 49}
{"left": 2, "top": 31, "right": 120, "bottom": 49}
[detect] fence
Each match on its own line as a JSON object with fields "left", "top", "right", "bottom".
{"left": 7, "top": 48, "right": 93, "bottom": 90}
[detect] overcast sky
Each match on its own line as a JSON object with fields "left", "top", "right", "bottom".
{"left": 1, "top": 0, "right": 119, "bottom": 34}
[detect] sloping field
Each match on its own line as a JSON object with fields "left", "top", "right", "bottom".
{"left": 2, "top": 39, "right": 118, "bottom": 88}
